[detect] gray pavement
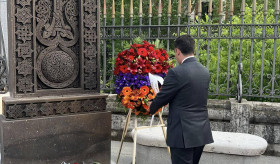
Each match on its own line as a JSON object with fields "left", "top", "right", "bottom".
{"left": 111, "top": 141, "right": 133, "bottom": 164}
{"left": 111, "top": 141, "right": 280, "bottom": 164}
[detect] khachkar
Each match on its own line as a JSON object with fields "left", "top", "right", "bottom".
{"left": 1, "top": 0, "right": 111, "bottom": 163}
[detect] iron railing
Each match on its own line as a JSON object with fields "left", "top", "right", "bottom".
{"left": 101, "top": 0, "right": 280, "bottom": 100}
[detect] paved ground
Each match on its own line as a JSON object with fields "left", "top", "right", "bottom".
{"left": 111, "top": 141, "right": 133, "bottom": 164}
{"left": 111, "top": 141, "right": 280, "bottom": 164}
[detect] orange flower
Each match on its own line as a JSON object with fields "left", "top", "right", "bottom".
{"left": 140, "top": 86, "right": 149, "bottom": 96}
{"left": 136, "top": 101, "right": 141, "bottom": 107}
{"left": 134, "top": 110, "right": 141, "bottom": 115}
{"left": 122, "top": 87, "right": 132, "bottom": 96}
{"left": 148, "top": 94, "right": 155, "bottom": 100}
{"left": 127, "top": 102, "right": 135, "bottom": 109}
{"left": 121, "top": 96, "right": 130, "bottom": 105}
{"left": 130, "top": 92, "right": 139, "bottom": 101}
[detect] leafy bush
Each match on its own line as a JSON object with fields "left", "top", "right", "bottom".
{"left": 179, "top": 4, "right": 280, "bottom": 101}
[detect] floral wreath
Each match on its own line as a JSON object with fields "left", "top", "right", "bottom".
{"left": 114, "top": 41, "right": 173, "bottom": 116}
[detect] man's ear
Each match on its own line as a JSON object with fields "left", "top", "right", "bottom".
{"left": 175, "top": 48, "right": 180, "bottom": 56}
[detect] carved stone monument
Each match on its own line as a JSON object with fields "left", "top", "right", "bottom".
{"left": 0, "top": 0, "right": 111, "bottom": 163}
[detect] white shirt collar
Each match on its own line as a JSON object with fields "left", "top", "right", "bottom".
{"left": 181, "top": 56, "right": 195, "bottom": 64}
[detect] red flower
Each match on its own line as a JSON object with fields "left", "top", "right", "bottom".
{"left": 143, "top": 41, "right": 155, "bottom": 48}
{"left": 129, "top": 48, "right": 135, "bottom": 53}
{"left": 155, "top": 64, "right": 163, "bottom": 74}
{"left": 143, "top": 65, "right": 152, "bottom": 74}
{"left": 162, "top": 66, "right": 168, "bottom": 74}
{"left": 129, "top": 63, "right": 138, "bottom": 75}
{"left": 118, "top": 50, "right": 128, "bottom": 58}
{"left": 159, "top": 48, "right": 166, "bottom": 54}
{"left": 120, "top": 65, "right": 128, "bottom": 73}
{"left": 165, "top": 54, "right": 169, "bottom": 60}
{"left": 113, "top": 67, "right": 120, "bottom": 75}
{"left": 131, "top": 44, "right": 143, "bottom": 48}
{"left": 137, "top": 48, "right": 148, "bottom": 57}
{"left": 136, "top": 44, "right": 143, "bottom": 48}
{"left": 136, "top": 57, "right": 145, "bottom": 68}
{"left": 148, "top": 46, "right": 154, "bottom": 52}
{"left": 127, "top": 55, "right": 134, "bottom": 62}
{"left": 155, "top": 50, "right": 161, "bottom": 58}
{"left": 116, "top": 57, "right": 124, "bottom": 65}
{"left": 159, "top": 56, "right": 166, "bottom": 62}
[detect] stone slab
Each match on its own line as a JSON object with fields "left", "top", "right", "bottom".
{"left": 132, "top": 127, "right": 267, "bottom": 156}
{"left": 204, "top": 131, "right": 267, "bottom": 156}
{"left": 0, "top": 112, "right": 111, "bottom": 164}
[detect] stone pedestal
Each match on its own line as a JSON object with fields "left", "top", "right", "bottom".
{"left": 0, "top": 112, "right": 111, "bottom": 164}
{"left": 1, "top": 94, "right": 111, "bottom": 163}
{"left": 2, "top": 0, "right": 111, "bottom": 163}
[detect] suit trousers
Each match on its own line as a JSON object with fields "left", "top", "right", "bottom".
{"left": 170, "top": 145, "right": 205, "bottom": 164}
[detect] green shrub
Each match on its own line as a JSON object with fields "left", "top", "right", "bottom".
{"left": 179, "top": 4, "right": 280, "bottom": 101}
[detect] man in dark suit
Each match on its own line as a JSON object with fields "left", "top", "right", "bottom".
{"left": 149, "top": 35, "right": 214, "bottom": 164}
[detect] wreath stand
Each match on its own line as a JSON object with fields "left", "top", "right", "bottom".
{"left": 116, "top": 108, "right": 171, "bottom": 164}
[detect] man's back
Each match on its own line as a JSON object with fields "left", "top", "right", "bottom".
{"left": 166, "top": 57, "right": 213, "bottom": 148}
{"left": 149, "top": 34, "right": 213, "bottom": 164}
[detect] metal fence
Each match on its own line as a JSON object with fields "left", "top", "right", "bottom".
{"left": 100, "top": 0, "right": 280, "bottom": 101}
{"left": 0, "top": 18, "right": 8, "bottom": 93}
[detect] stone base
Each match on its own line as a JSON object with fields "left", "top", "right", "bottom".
{"left": 0, "top": 112, "right": 111, "bottom": 164}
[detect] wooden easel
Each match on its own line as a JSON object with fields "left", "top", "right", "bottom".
{"left": 116, "top": 108, "right": 171, "bottom": 164}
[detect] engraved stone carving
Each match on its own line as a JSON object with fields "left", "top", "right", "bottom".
{"left": 4, "top": 97, "right": 107, "bottom": 119}
{"left": 16, "top": 25, "right": 33, "bottom": 42}
{"left": 84, "top": 14, "right": 97, "bottom": 28}
{"left": 85, "top": 59, "right": 96, "bottom": 73}
{"left": 14, "top": 0, "right": 34, "bottom": 94}
{"left": 92, "top": 99, "right": 106, "bottom": 111}
{"left": 7, "top": 105, "right": 24, "bottom": 118}
{"left": 85, "top": 44, "right": 97, "bottom": 58}
{"left": 83, "top": 0, "right": 98, "bottom": 90}
{"left": 17, "top": 59, "right": 33, "bottom": 76}
{"left": 37, "top": 48, "right": 79, "bottom": 88}
{"left": 25, "top": 104, "right": 38, "bottom": 117}
{"left": 84, "top": 29, "right": 97, "bottom": 43}
{"left": 84, "top": 0, "right": 97, "bottom": 13}
{"left": 40, "top": 103, "right": 54, "bottom": 116}
{"left": 15, "top": 7, "right": 32, "bottom": 24}
{"left": 55, "top": 102, "right": 69, "bottom": 114}
{"left": 36, "top": 0, "right": 79, "bottom": 89}
{"left": 69, "top": 101, "right": 81, "bottom": 113}
{"left": 16, "top": 76, "right": 34, "bottom": 93}
{"left": 85, "top": 74, "right": 97, "bottom": 90}
{"left": 83, "top": 99, "right": 94, "bottom": 112}
{"left": 16, "top": 0, "right": 32, "bottom": 7}
{"left": 16, "top": 42, "right": 33, "bottom": 59}
{"left": 7, "top": 0, "right": 100, "bottom": 118}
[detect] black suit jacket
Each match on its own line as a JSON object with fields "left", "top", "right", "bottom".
{"left": 150, "top": 57, "right": 214, "bottom": 148}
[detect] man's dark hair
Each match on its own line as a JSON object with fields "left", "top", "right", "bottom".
{"left": 174, "top": 35, "right": 195, "bottom": 55}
